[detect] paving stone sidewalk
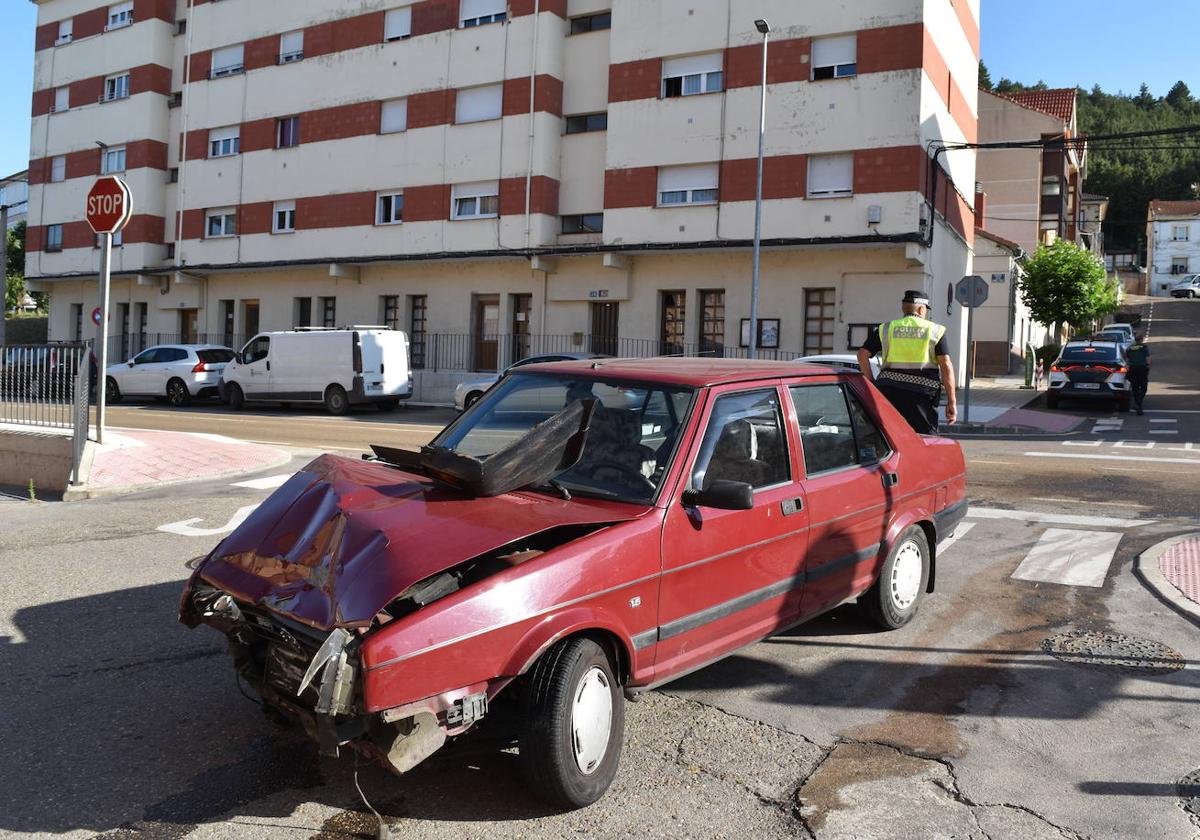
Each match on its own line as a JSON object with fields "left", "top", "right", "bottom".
{"left": 1158, "top": 536, "right": 1200, "bottom": 607}
{"left": 74, "top": 428, "right": 290, "bottom": 498}
{"left": 939, "top": 376, "right": 1079, "bottom": 433}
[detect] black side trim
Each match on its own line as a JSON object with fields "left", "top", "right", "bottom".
{"left": 631, "top": 629, "right": 658, "bottom": 650}
{"left": 934, "top": 499, "right": 968, "bottom": 539}
{"left": 804, "top": 543, "right": 882, "bottom": 583}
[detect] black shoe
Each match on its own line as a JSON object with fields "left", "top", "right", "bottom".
{"left": 1136, "top": 406, "right": 1144, "bottom": 415}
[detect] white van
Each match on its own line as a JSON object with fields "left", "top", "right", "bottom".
{"left": 221, "top": 328, "right": 412, "bottom": 414}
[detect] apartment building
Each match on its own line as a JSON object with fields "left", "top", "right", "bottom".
{"left": 1, "top": 170, "right": 29, "bottom": 230}
{"left": 25, "top": 0, "right": 980, "bottom": 399}
{"left": 1146, "top": 199, "right": 1200, "bottom": 296}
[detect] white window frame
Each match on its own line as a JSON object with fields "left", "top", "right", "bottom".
{"left": 100, "top": 145, "right": 126, "bottom": 174}
{"left": 460, "top": 0, "right": 507, "bottom": 27}
{"left": 276, "top": 116, "right": 300, "bottom": 148}
{"left": 279, "top": 30, "right": 304, "bottom": 63}
{"left": 807, "top": 153, "right": 854, "bottom": 198}
{"left": 657, "top": 163, "right": 719, "bottom": 207}
{"left": 1172, "top": 225, "right": 1189, "bottom": 241}
{"left": 451, "top": 181, "right": 500, "bottom": 220}
{"left": 106, "top": 1, "right": 133, "bottom": 31}
{"left": 811, "top": 35, "right": 857, "bottom": 80}
{"left": 205, "top": 208, "right": 237, "bottom": 238}
{"left": 208, "top": 126, "right": 241, "bottom": 158}
{"left": 50, "top": 155, "right": 66, "bottom": 183}
{"left": 384, "top": 7, "right": 412, "bottom": 41}
{"left": 53, "top": 87, "right": 69, "bottom": 113}
{"left": 102, "top": 73, "right": 130, "bottom": 102}
{"left": 661, "top": 53, "right": 724, "bottom": 98}
{"left": 272, "top": 200, "right": 296, "bottom": 234}
{"left": 56, "top": 19, "right": 73, "bottom": 45}
{"left": 380, "top": 98, "right": 408, "bottom": 133}
{"left": 46, "top": 224, "right": 64, "bottom": 251}
{"left": 211, "top": 44, "right": 245, "bottom": 78}
{"left": 377, "top": 192, "right": 404, "bottom": 225}
{"left": 455, "top": 84, "right": 503, "bottom": 124}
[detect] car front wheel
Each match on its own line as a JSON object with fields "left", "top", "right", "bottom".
{"left": 463, "top": 391, "right": 484, "bottom": 410}
{"left": 520, "top": 637, "right": 624, "bottom": 809}
{"left": 226, "top": 383, "right": 245, "bottom": 411}
{"left": 862, "top": 525, "right": 930, "bottom": 630}
{"left": 105, "top": 377, "right": 122, "bottom": 403}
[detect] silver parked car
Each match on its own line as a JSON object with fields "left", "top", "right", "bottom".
{"left": 454, "top": 352, "right": 608, "bottom": 411}
{"left": 1170, "top": 275, "right": 1200, "bottom": 298}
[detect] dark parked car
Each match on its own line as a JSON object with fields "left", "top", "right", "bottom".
{"left": 1046, "top": 340, "right": 1131, "bottom": 411}
{"left": 181, "top": 358, "right": 967, "bottom": 808}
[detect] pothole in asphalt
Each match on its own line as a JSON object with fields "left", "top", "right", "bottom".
{"left": 1042, "top": 630, "right": 1184, "bottom": 676}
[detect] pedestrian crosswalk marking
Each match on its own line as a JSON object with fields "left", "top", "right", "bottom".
{"left": 1149, "top": 419, "right": 1177, "bottom": 424}
{"left": 231, "top": 473, "right": 293, "bottom": 490}
{"left": 1149, "top": 430, "right": 1179, "bottom": 436}
{"left": 1114, "top": 440, "right": 1154, "bottom": 449}
{"left": 936, "top": 522, "right": 975, "bottom": 554}
{"left": 1169, "top": 443, "right": 1199, "bottom": 452}
{"left": 1064, "top": 440, "right": 1102, "bottom": 447}
{"left": 966, "top": 506, "right": 1151, "bottom": 529}
{"left": 1026, "top": 451, "right": 1200, "bottom": 467}
{"left": 1011, "top": 528, "right": 1123, "bottom": 588}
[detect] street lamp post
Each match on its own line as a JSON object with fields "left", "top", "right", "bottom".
{"left": 748, "top": 18, "right": 770, "bottom": 360}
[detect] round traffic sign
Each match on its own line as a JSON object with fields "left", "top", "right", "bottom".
{"left": 86, "top": 176, "right": 133, "bottom": 235}
{"left": 92, "top": 307, "right": 102, "bottom": 326}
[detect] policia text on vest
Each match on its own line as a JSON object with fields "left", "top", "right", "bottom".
{"left": 857, "top": 290, "right": 958, "bottom": 435}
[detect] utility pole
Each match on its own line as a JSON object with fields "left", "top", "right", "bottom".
{"left": 1, "top": 201, "right": 8, "bottom": 349}
{"left": 748, "top": 18, "right": 770, "bottom": 360}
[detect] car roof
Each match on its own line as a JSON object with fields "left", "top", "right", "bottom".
{"left": 144, "top": 344, "right": 231, "bottom": 351}
{"left": 515, "top": 356, "right": 845, "bottom": 386}
{"left": 1063, "top": 339, "right": 1119, "bottom": 349}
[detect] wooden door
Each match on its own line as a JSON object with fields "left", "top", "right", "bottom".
{"left": 473, "top": 294, "right": 500, "bottom": 371}
{"left": 511, "top": 293, "right": 532, "bottom": 362}
{"left": 590, "top": 301, "right": 619, "bottom": 356}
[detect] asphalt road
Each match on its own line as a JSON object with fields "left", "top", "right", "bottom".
{"left": 2, "top": 298, "right": 1198, "bottom": 839}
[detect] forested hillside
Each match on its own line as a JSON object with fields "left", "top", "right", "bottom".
{"left": 981, "top": 63, "right": 1200, "bottom": 256}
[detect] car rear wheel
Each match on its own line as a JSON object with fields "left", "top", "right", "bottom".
{"left": 463, "top": 391, "right": 484, "bottom": 410}
{"left": 226, "top": 382, "right": 245, "bottom": 411}
{"left": 520, "top": 637, "right": 624, "bottom": 809}
{"left": 324, "top": 384, "right": 349, "bottom": 415}
{"left": 861, "top": 526, "right": 930, "bottom": 630}
{"left": 166, "top": 378, "right": 191, "bottom": 407}
{"left": 105, "top": 377, "right": 122, "bottom": 403}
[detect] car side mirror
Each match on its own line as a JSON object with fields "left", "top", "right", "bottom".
{"left": 127, "top": 360, "right": 134, "bottom": 366}
{"left": 681, "top": 479, "right": 754, "bottom": 511}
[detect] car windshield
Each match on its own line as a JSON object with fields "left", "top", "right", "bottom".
{"left": 435, "top": 372, "right": 696, "bottom": 503}
{"left": 1061, "top": 345, "right": 1120, "bottom": 363}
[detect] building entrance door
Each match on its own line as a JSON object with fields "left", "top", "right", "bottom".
{"left": 511, "top": 293, "right": 532, "bottom": 362}
{"left": 590, "top": 301, "right": 619, "bottom": 356}
{"left": 179, "top": 309, "right": 198, "bottom": 344}
{"left": 473, "top": 294, "right": 500, "bottom": 371}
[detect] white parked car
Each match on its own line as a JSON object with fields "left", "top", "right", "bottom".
{"left": 105, "top": 344, "right": 235, "bottom": 407}
{"left": 798, "top": 353, "right": 882, "bottom": 377}
{"left": 454, "top": 352, "right": 608, "bottom": 411}
{"left": 1170, "top": 275, "right": 1200, "bottom": 298}
{"left": 221, "top": 328, "right": 412, "bottom": 414}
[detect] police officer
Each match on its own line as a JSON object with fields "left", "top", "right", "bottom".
{"left": 856, "top": 290, "right": 958, "bottom": 433}
{"left": 1126, "top": 332, "right": 1151, "bottom": 415}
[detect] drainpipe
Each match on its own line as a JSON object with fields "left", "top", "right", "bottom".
{"left": 523, "top": 0, "right": 540, "bottom": 249}
{"left": 174, "top": 0, "right": 197, "bottom": 267}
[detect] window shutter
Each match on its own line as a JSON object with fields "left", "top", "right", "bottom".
{"left": 212, "top": 44, "right": 244, "bottom": 72}
{"left": 51, "top": 156, "right": 66, "bottom": 182}
{"left": 384, "top": 7, "right": 412, "bottom": 40}
{"left": 455, "top": 84, "right": 503, "bottom": 123}
{"left": 661, "top": 53, "right": 723, "bottom": 79}
{"left": 279, "top": 30, "right": 303, "bottom": 56}
{"left": 808, "top": 154, "right": 854, "bottom": 195}
{"left": 811, "top": 35, "right": 856, "bottom": 68}
{"left": 381, "top": 98, "right": 408, "bottom": 133}
{"left": 658, "top": 163, "right": 719, "bottom": 193}
{"left": 460, "top": 0, "right": 505, "bottom": 20}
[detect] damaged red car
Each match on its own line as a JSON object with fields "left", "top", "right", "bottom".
{"left": 180, "top": 358, "right": 966, "bottom": 808}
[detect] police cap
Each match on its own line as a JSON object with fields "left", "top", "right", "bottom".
{"left": 902, "top": 289, "right": 930, "bottom": 306}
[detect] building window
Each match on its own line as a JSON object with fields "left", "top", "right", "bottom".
{"left": 658, "top": 163, "right": 719, "bottom": 206}
{"left": 807, "top": 153, "right": 853, "bottom": 197}
{"left": 106, "top": 1, "right": 133, "bottom": 30}
{"left": 377, "top": 192, "right": 404, "bottom": 225}
{"left": 205, "top": 208, "right": 237, "bottom": 238}
{"left": 455, "top": 84, "right": 503, "bottom": 124}
{"left": 176, "top": 19, "right": 186, "bottom": 35}
{"left": 276, "top": 116, "right": 300, "bottom": 148}
{"left": 209, "top": 126, "right": 240, "bottom": 158}
{"left": 50, "top": 156, "right": 66, "bottom": 183}
{"left": 381, "top": 98, "right": 408, "bottom": 133}
{"left": 320, "top": 297, "right": 337, "bottom": 328}
{"left": 56, "top": 19, "right": 73, "bottom": 44}
{"left": 272, "top": 200, "right": 296, "bottom": 233}
{"left": 662, "top": 53, "right": 723, "bottom": 97}
{"left": 46, "top": 224, "right": 64, "bottom": 252}
{"left": 384, "top": 7, "right": 412, "bottom": 40}
{"left": 660, "top": 291, "right": 686, "bottom": 355}
{"left": 409, "top": 294, "right": 427, "bottom": 368}
{"left": 460, "top": 0, "right": 506, "bottom": 27}
{"left": 561, "top": 213, "right": 603, "bottom": 234}
{"left": 71, "top": 304, "right": 83, "bottom": 339}
{"left": 220, "top": 299, "right": 235, "bottom": 347}
{"left": 100, "top": 145, "right": 126, "bottom": 174}
{"left": 97, "top": 230, "right": 123, "bottom": 247}
{"left": 1172, "top": 225, "right": 1190, "bottom": 241}
{"left": 294, "top": 297, "right": 312, "bottom": 327}
{"left": 53, "top": 87, "right": 69, "bottom": 113}
{"left": 279, "top": 30, "right": 304, "bottom": 63}
{"left": 569, "top": 11, "right": 611, "bottom": 34}
{"left": 564, "top": 112, "right": 607, "bottom": 134}
{"left": 1172, "top": 257, "right": 1190, "bottom": 275}
{"left": 452, "top": 181, "right": 500, "bottom": 219}
{"left": 168, "top": 167, "right": 179, "bottom": 183}
{"left": 102, "top": 73, "right": 131, "bottom": 102}
{"left": 211, "top": 44, "right": 245, "bottom": 78}
{"left": 699, "top": 289, "right": 725, "bottom": 355}
{"left": 381, "top": 295, "right": 400, "bottom": 330}
{"left": 811, "top": 35, "right": 856, "bottom": 80}
{"left": 804, "top": 288, "right": 835, "bottom": 353}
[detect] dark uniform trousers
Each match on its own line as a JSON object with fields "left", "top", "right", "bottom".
{"left": 1128, "top": 366, "right": 1149, "bottom": 409}
{"left": 876, "top": 377, "right": 940, "bottom": 435}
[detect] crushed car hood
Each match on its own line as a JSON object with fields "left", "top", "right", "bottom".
{"left": 196, "top": 454, "right": 646, "bottom": 631}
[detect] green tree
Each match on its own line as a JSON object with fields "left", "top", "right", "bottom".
{"left": 1166, "top": 80, "right": 1193, "bottom": 110}
{"left": 978, "top": 60, "right": 993, "bottom": 91}
{"left": 1019, "top": 239, "right": 1111, "bottom": 338}
{"left": 4, "top": 222, "right": 24, "bottom": 313}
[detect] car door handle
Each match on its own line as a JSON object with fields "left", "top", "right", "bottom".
{"left": 881, "top": 471, "right": 899, "bottom": 488}
{"left": 781, "top": 497, "right": 803, "bottom": 516}
{"left": 266, "top": 361, "right": 270, "bottom": 371}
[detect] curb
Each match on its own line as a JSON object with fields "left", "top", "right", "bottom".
{"left": 1135, "top": 532, "right": 1200, "bottom": 626}
{"left": 63, "top": 444, "right": 293, "bottom": 501}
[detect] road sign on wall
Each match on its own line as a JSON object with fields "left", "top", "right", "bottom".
{"left": 85, "top": 176, "right": 132, "bottom": 235}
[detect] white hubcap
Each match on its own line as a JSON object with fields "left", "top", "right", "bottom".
{"left": 890, "top": 540, "right": 923, "bottom": 610}
{"left": 571, "top": 666, "right": 613, "bottom": 775}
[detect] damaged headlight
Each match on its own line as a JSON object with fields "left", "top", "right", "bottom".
{"left": 298, "top": 627, "right": 357, "bottom": 718}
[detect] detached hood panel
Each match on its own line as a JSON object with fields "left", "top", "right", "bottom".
{"left": 198, "top": 454, "right": 644, "bottom": 631}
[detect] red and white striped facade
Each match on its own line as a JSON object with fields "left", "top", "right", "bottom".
{"left": 27, "top": 0, "right": 980, "bottom": 393}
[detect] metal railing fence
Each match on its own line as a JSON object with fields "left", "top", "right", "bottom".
{"left": 0, "top": 343, "right": 91, "bottom": 430}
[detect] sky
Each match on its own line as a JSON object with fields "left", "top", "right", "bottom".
{"left": 1, "top": 1, "right": 1198, "bottom": 179}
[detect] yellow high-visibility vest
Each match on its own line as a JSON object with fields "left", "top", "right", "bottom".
{"left": 879, "top": 315, "right": 945, "bottom": 370}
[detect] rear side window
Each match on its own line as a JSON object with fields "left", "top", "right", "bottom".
{"left": 846, "top": 389, "right": 891, "bottom": 463}
{"left": 790, "top": 384, "right": 856, "bottom": 474}
{"left": 1060, "top": 346, "right": 1118, "bottom": 363}
{"left": 691, "top": 389, "right": 791, "bottom": 491}
{"left": 198, "top": 349, "right": 235, "bottom": 363}
{"left": 161, "top": 348, "right": 189, "bottom": 363}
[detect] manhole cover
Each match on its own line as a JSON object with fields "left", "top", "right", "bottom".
{"left": 1042, "top": 630, "right": 1184, "bottom": 676}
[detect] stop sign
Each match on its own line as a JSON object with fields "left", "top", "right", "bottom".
{"left": 86, "top": 176, "right": 132, "bottom": 235}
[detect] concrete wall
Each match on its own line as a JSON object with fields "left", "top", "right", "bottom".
{"left": 0, "top": 428, "right": 74, "bottom": 493}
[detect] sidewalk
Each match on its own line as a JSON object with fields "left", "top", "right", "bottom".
{"left": 1138, "top": 534, "right": 1200, "bottom": 624}
{"left": 939, "top": 376, "right": 1082, "bottom": 434}
{"left": 67, "top": 427, "right": 291, "bottom": 499}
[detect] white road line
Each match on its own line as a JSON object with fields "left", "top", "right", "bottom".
{"left": 1144, "top": 409, "right": 1200, "bottom": 414}
{"left": 1114, "top": 440, "right": 1154, "bottom": 449}
{"left": 1024, "top": 451, "right": 1200, "bottom": 467}
{"left": 188, "top": 433, "right": 254, "bottom": 445}
{"left": 966, "top": 506, "right": 1151, "bottom": 528}
{"left": 1149, "top": 419, "right": 1177, "bottom": 424}
{"left": 231, "top": 473, "right": 293, "bottom": 490}
{"left": 936, "top": 522, "right": 975, "bottom": 554}
{"left": 1149, "top": 430, "right": 1180, "bottom": 436}
{"left": 157, "top": 503, "right": 259, "bottom": 537}
{"left": 1169, "top": 443, "right": 1199, "bottom": 452}
{"left": 1063, "top": 440, "right": 1102, "bottom": 447}
{"left": 1011, "top": 528, "right": 1123, "bottom": 587}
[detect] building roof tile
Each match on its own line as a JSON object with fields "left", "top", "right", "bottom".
{"left": 1149, "top": 199, "right": 1200, "bottom": 218}
{"left": 990, "top": 88, "right": 1077, "bottom": 123}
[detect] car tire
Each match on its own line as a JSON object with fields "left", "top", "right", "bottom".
{"left": 1045, "top": 393, "right": 1059, "bottom": 409}
{"left": 519, "top": 637, "right": 624, "bottom": 810}
{"left": 463, "top": 391, "right": 484, "bottom": 410}
{"left": 376, "top": 398, "right": 400, "bottom": 412}
{"left": 166, "top": 378, "right": 191, "bottom": 407}
{"left": 861, "top": 525, "right": 930, "bottom": 630}
{"left": 105, "top": 377, "right": 122, "bottom": 403}
{"left": 324, "top": 384, "right": 349, "bottom": 415}
{"left": 226, "top": 382, "right": 245, "bottom": 411}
